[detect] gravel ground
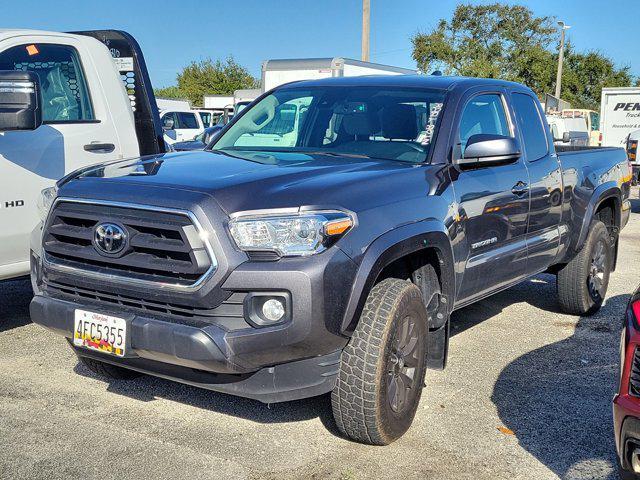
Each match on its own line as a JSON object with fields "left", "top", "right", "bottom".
{"left": 1, "top": 192, "right": 639, "bottom": 480}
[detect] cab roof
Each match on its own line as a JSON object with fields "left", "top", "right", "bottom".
{"left": 278, "top": 74, "right": 532, "bottom": 94}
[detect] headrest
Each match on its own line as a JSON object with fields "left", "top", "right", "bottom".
{"left": 343, "top": 112, "right": 379, "bottom": 137}
{"left": 382, "top": 104, "right": 418, "bottom": 140}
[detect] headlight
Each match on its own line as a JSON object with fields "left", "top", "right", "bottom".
{"left": 229, "top": 210, "right": 354, "bottom": 257}
{"left": 37, "top": 186, "right": 57, "bottom": 222}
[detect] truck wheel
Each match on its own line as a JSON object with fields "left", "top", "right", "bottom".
{"left": 557, "top": 220, "right": 611, "bottom": 316}
{"left": 78, "top": 356, "right": 141, "bottom": 380}
{"left": 332, "top": 275, "right": 434, "bottom": 445}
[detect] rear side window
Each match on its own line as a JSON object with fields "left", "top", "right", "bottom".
{"left": 0, "top": 43, "right": 94, "bottom": 122}
{"left": 458, "top": 94, "right": 510, "bottom": 154}
{"left": 512, "top": 93, "right": 549, "bottom": 161}
{"left": 177, "top": 112, "right": 199, "bottom": 129}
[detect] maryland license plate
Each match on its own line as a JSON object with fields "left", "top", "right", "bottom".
{"left": 73, "top": 309, "right": 126, "bottom": 357}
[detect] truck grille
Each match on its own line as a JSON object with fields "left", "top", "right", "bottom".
{"left": 45, "top": 280, "right": 246, "bottom": 329}
{"left": 43, "top": 200, "right": 215, "bottom": 288}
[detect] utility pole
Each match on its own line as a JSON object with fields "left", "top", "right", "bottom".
{"left": 362, "top": 0, "right": 370, "bottom": 62}
{"left": 555, "top": 21, "right": 571, "bottom": 100}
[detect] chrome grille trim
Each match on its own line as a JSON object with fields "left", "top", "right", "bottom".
{"left": 42, "top": 197, "right": 218, "bottom": 292}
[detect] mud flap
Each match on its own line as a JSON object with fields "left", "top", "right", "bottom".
{"left": 426, "top": 293, "right": 450, "bottom": 370}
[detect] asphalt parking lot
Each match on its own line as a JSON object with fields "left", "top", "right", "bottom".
{"left": 1, "top": 193, "right": 639, "bottom": 480}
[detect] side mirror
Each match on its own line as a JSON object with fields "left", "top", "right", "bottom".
{"left": 162, "top": 117, "right": 175, "bottom": 131}
{"left": 0, "top": 71, "right": 42, "bottom": 132}
{"left": 455, "top": 134, "right": 521, "bottom": 169}
{"left": 562, "top": 131, "right": 571, "bottom": 143}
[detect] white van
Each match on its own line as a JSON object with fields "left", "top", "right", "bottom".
{"left": 0, "top": 29, "right": 165, "bottom": 281}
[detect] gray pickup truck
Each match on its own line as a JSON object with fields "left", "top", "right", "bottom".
{"left": 26, "top": 75, "right": 631, "bottom": 445}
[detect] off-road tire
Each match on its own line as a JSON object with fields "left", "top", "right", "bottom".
{"left": 78, "top": 356, "right": 142, "bottom": 380}
{"left": 332, "top": 273, "right": 435, "bottom": 445}
{"left": 557, "top": 220, "right": 612, "bottom": 316}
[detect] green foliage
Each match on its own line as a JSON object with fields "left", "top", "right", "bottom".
{"left": 153, "top": 85, "right": 185, "bottom": 100}
{"left": 411, "top": 3, "right": 633, "bottom": 109}
{"left": 176, "top": 57, "right": 258, "bottom": 107}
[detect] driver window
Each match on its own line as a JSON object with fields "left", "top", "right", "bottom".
{"left": 0, "top": 43, "right": 94, "bottom": 122}
{"left": 458, "top": 94, "right": 510, "bottom": 154}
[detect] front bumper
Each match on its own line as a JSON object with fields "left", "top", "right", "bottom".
{"left": 30, "top": 293, "right": 344, "bottom": 403}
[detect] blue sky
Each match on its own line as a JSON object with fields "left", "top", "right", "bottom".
{"left": 5, "top": 0, "right": 639, "bottom": 88}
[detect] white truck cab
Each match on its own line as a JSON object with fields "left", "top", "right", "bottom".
{"left": 0, "top": 29, "right": 165, "bottom": 281}
{"left": 160, "top": 109, "right": 205, "bottom": 144}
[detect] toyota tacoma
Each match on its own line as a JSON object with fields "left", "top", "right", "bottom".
{"left": 28, "top": 75, "right": 631, "bottom": 445}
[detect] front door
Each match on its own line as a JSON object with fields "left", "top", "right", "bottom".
{"left": 451, "top": 92, "right": 530, "bottom": 305}
{"left": 0, "top": 37, "right": 124, "bottom": 275}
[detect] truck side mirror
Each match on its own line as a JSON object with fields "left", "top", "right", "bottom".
{"left": 562, "top": 131, "right": 571, "bottom": 143}
{"left": 0, "top": 70, "right": 42, "bottom": 132}
{"left": 455, "top": 134, "right": 521, "bottom": 169}
{"left": 162, "top": 117, "right": 175, "bottom": 131}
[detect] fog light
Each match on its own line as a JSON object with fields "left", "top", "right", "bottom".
{"left": 262, "top": 298, "right": 285, "bottom": 322}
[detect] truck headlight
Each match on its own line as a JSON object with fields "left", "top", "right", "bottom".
{"left": 228, "top": 210, "right": 354, "bottom": 257}
{"left": 37, "top": 186, "right": 57, "bottom": 222}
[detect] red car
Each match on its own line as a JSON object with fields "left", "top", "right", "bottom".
{"left": 615, "top": 288, "right": 640, "bottom": 479}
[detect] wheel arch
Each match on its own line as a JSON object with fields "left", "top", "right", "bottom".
{"left": 573, "top": 183, "right": 621, "bottom": 255}
{"left": 340, "top": 220, "right": 455, "bottom": 335}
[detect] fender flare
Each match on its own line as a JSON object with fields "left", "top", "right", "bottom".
{"left": 573, "top": 182, "right": 621, "bottom": 254}
{"left": 340, "top": 219, "right": 455, "bottom": 334}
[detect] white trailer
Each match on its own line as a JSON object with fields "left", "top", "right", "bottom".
{"left": 600, "top": 87, "right": 640, "bottom": 147}
{"left": 203, "top": 94, "right": 234, "bottom": 110}
{"left": 156, "top": 97, "right": 190, "bottom": 111}
{"left": 261, "top": 57, "right": 415, "bottom": 92}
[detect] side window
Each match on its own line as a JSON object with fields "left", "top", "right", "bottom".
{"left": 458, "top": 94, "right": 510, "bottom": 154}
{"left": 512, "top": 93, "right": 549, "bottom": 161}
{"left": 177, "top": 112, "right": 199, "bottom": 129}
{"left": 199, "top": 111, "right": 212, "bottom": 127}
{"left": 0, "top": 43, "right": 94, "bottom": 122}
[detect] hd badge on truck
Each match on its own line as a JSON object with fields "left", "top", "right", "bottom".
{"left": 73, "top": 309, "right": 127, "bottom": 357}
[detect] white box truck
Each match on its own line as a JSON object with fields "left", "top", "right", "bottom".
{"left": 261, "top": 57, "right": 415, "bottom": 92}
{"left": 600, "top": 87, "right": 640, "bottom": 147}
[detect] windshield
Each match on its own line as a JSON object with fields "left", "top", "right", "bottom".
{"left": 210, "top": 86, "right": 447, "bottom": 163}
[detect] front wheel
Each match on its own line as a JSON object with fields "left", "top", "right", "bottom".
{"left": 332, "top": 273, "right": 435, "bottom": 445}
{"left": 557, "top": 220, "right": 612, "bottom": 316}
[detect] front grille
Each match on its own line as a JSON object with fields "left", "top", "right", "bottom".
{"left": 46, "top": 280, "right": 247, "bottom": 329}
{"left": 630, "top": 347, "right": 640, "bottom": 397}
{"left": 43, "top": 200, "right": 214, "bottom": 287}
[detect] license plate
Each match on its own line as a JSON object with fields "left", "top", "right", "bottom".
{"left": 73, "top": 309, "right": 126, "bottom": 357}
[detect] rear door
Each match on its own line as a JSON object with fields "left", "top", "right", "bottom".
{"left": 510, "top": 91, "right": 563, "bottom": 276}
{"left": 451, "top": 90, "right": 531, "bottom": 305}
{"left": 0, "top": 36, "right": 124, "bottom": 276}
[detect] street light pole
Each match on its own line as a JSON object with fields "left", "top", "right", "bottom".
{"left": 555, "top": 21, "right": 571, "bottom": 100}
{"left": 362, "top": 0, "right": 370, "bottom": 62}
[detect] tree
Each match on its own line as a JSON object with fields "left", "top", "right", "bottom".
{"left": 411, "top": 3, "right": 633, "bottom": 109}
{"left": 176, "top": 57, "right": 258, "bottom": 107}
{"left": 153, "top": 85, "right": 186, "bottom": 100}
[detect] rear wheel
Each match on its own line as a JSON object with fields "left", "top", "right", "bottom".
{"left": 78, "top": 356, "right": 142, "bottom": 380}
{"left": 332, "top": 272, "right": 436, "bottom": 445}
{"left": 557, "top": 220, "right": 612, "bottom": 315}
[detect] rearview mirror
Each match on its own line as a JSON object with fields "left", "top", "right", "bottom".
{"left": 0, "top": 70, "right": 42, "bottom": 132}
{"left": 455, "top": 134, "right": 521, "bottom": 169}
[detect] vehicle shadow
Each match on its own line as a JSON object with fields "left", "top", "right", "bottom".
{"left": 491, "top": 292, "right": 629, "bottom": 479}
{"left": 0, "top": 277, "right": 33, "bottom": 332}
{"left": 73, "top": 362, "right": 341, "bottom": 435}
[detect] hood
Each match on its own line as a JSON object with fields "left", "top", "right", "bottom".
{"left": 64, "top": 150, "right": 432, "bottom": 215}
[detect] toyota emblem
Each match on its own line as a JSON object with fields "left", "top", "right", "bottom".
{"left": 94, "top": 223, "right": 127, "bottom": 255}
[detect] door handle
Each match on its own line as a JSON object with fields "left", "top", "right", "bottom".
{"left": 84, "top": 143, "right": 115, "bottom": 153}
{"left": 511, "top": 181, "right": 529, "bottom": 196}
